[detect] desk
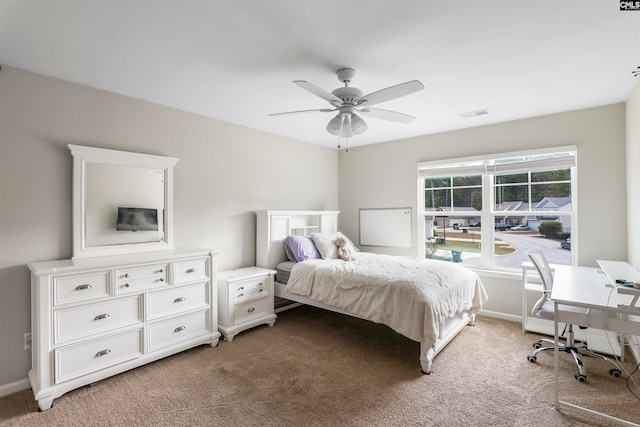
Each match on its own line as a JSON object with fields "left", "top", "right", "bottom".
{"left": 521, "top": 262, "right": 623, "bottom": 357}
{"left": 551, "top": 262, "right": 640, "bottom": 426}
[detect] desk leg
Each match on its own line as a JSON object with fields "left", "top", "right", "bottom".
{"left": 554, "top": 301, "right": 560, "bottom": 410}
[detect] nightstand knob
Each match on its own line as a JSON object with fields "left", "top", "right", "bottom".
{"left": 186, "top": 268, "right": 197, "bottom": 273}
{"left": 124, "top": 273, "right": 129, "bottom": 278}
{"left": 76, "top": 284, "right": 92, "bottom": 290}
{"left": 174, "top": 297, "right": 185, "bottom": 303}
{"left": 259, "top": 289, "right": 264, "bottom": 292}
{"left": 238, "top": 293, "right": 244, "bottom": 297}
{"left": 94, "top": 313, "right": 110, "bottom": 321}
{"left": 158, "top": 278, "right": 164, "bottom": 282}
{"left": 124, "top": 283, "right": 130, "bottom": 288}
{"left": 96, "top": 349, "right": 111, "bottom": 357}
{"left": 238, "top": 286, "right": 244, "bottom": 290}
{"left": 247, "top": 307, "right": 255, "bottom": 313}
{"left": 174, "top": 326, "right": 186, "bottom": 333}
{"left": 158, "top": 268, "right": 164, "bottom": 273}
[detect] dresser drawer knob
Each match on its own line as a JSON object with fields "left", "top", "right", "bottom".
{"left": 259, "top": 289, "right": 264, "bottom": 293}
{"left": 124, "top": 283, "right": 130, "bottom": 288}
{"left": 174, "top": 297, "right": 185, "bottom": 303}
{"left": 158, "top": 268, "right": 164, "bottom": 273}
{"left": 158, "top": 278, "right": 165, "bottom": 282}
{"left": 247, "top": 307, "right": 255, "bottom": 313}
{"left": 186, "top": 268, "right": 197, "bottom": 273}
{"left": 174, "top": 326, "right": 186, "bottom": 333}
{"left": 238, "top": 286, "right": 244, "bottom": 290}
{"left": 124, "top": 273, "right": 130, "bottom": 278}
{"left": 96, "top": 349, "right": 111, "bottom": 357}
{"left": 75, "top": 284, "right": 92, "bottom": 290}
{"left": 237, "top": 293, "right": 244, "bottom": 298}
{"left": 94, "top": 313, "right": 110, "bottom": 321}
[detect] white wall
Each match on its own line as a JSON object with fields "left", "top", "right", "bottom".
{"left": 338, "top": 103, "right": 628, "bottom": 318}
{"left": 0, "top": 66, "right": 338, "bottom": 394}
{"left": 627, "top": 79, "right": 640, "bottom": 269}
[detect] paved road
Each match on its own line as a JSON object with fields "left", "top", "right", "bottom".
{"left": 452, "top": 231, "right": 570, "bottom": 269}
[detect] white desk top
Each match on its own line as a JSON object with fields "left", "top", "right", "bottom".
{"left": 551, "top": 265, "right": 618, "bottom": 309}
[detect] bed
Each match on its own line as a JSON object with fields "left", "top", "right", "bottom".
{"left": 256, "top": 210, "right": 487, "bottom": 374}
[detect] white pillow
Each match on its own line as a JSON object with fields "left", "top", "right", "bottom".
{"left": 311, "top": 232, "right": 356, "bottom": 259}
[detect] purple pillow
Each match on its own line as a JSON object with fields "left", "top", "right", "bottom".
{"left": 284, "top": 235, "right": 321, "bottom": 262}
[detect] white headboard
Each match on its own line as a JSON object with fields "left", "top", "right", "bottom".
{"left": 256, "top": 210, "right": 340, "bottom": 270}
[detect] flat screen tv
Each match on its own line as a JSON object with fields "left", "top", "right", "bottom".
{"left": 116, "top": 207, "right": 159, "bottom": 231}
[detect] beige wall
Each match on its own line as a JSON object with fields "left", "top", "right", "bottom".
{"left": 338, "top": 103, "right": 628, "bottom": 317}
{"left": 627, "top": 79, "right": 640, "bottom": 269}
{"left": 0, "top": 66, "right": 338, "bottom": 392}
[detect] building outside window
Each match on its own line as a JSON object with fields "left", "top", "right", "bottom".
{"left": 418, "top": 146, "right": 576, "bottom": 271}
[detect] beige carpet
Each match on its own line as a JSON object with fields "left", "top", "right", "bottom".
{"left": 1, "top": 306, "right": 639, "bottom": 426}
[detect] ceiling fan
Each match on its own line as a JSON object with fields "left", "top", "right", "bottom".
{"left": 269, "top": 68, "right": 424, "bottom": 141}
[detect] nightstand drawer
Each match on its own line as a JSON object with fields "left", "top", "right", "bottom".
{"left": 147, "top": 283, "right": 208, "bottom": 319}
{"left": 54, "top": 271, "right": 110, "bottom": 306}
{"left": 234, "top": 297, "right": 269, "bottom": 322}
{"left": 174, "top": 259, "right": 208, "bottom": 284}
{"left": 233, "top": 278, "right": 269, "bottom": 302}
{"left": 148, "top": 310, "right": 208, "bottom": 351}
{"left": 55, "top": 329, "right": 142, "bottom": 383}
{"left": 54, "top": 296, "right": 142, "bottom": 344}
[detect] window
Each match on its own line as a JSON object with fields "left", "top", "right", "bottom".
{"left": 418, "top": 147, "right": 576, "bottom": 271}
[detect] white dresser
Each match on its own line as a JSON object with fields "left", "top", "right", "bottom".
{"left": 217, "top": 267, "right": 277, "bottom": 341}
{"left": 28, "top": 248, "right": 220, "bottom": 411}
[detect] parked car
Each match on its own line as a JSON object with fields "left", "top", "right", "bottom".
{"left": 494, "top": 223, "right": 511, "bottom": 231}
{"left": 511, "top": 225, "right": 529, "bottom": 231}
{"left": 469, "top": 221, "right": 481, "bottom": 227}
{"left": 561, "top": 238, "right": 571, "bottom": 250}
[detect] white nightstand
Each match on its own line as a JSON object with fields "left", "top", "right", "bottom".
{"left": 217, "top": 266, "right": 277, "bottom": 341}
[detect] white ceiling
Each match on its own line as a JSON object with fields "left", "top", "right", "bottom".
{"left": 1, "top": 1, "right": 639, "bottom": 149}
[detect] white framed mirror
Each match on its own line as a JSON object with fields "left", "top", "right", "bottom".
{"left": 69, "top": 144, "right": 179, "bottom": 259}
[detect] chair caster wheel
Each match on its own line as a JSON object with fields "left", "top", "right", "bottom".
{"left": 575, "top": 374, "right": 586, "bottom": 382}
{"left": 533, "top": 342, "right": 542, "bottom": 349}
{"left": 609, "top": 368, "right": 622, "bottom": 377}
{"left": 527, "top": 355, "right": 537, "bottom": 363}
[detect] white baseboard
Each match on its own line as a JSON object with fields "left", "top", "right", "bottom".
{"left": 0, "top": 378, "right": 30, "bottom": 399}
{"left": 478, "top": 309, "right": 521, "bottom": 324}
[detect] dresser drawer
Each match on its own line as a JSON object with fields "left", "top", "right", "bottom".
{"left": 148, "top": 310, "right": 208, "bottom": 351}
{"left": 54, "top": 296, "right": 142, "bottom": 344}
{"left": 54, "top": 271, "right": 110, "bottom": 306}
{"left": 233, "top": 278, "right": 269, "bottom": 302}
{"left": 173, "top": 259, "right": 208, "bottom": 284}
{"left": 55, "top": 329, "right": 142, "bottom": 383}
{"left": 234, "top": 297, "right": 269, "bottom": 323}
{"left": 147, "top": 283, "right": 208, "bottom": 320}
{"left": 116, "top": 264, "right": 168, "bottom": 293}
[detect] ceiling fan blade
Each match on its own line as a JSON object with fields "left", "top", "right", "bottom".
{"left": 357, "top": 80, "right": 424, "bottom": 107}
{"left": 359, "top": 107, "right": 416, "bottom": 123}
{"left": 269, "top": 108, "right": 335, "bottom": 117}
{"left": 293, "top": 80, "right": 343, "bottom": 105}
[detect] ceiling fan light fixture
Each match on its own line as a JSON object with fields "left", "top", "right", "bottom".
{"left": 341, "top": 114, "right": 354, "bottom": 138}
{"left": 326, "top": 114, "right": 343, "bottom": 136}
{"left": 350, "top": 113, "right": 367, "bottom": 135}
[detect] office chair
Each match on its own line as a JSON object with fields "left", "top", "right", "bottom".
{"left": 525, "top": 250, "right": 622, "bottom": 382}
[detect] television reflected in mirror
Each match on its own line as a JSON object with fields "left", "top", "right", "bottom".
{"left": 116, "top": 207, "right": 159, "bottom": 231}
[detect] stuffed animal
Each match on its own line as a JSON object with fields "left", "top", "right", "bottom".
{"left": 335, "top": 237, "right": 355, "bottom": 261}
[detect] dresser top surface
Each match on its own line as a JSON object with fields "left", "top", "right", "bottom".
{"left": 29, "top": 247, "right": 218, "bottom": 274}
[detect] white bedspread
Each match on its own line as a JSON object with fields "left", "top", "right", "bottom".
{"left": 286, "top": 252, "right": 487, "bottom": 351}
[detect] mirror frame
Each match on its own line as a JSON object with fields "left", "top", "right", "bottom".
{"left": 69, "top": 144, "right": 179, "bottom": 259}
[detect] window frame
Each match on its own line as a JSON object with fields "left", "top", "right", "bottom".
{"left": 417, "top": 146, "right": 577, "bottom": 272}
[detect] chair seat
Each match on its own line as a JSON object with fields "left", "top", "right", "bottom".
{"left": 534, "top": 300, "right": 590, "bottom": 321}
{"left": 534, "top": 299, "right": 613, "bottom": 328}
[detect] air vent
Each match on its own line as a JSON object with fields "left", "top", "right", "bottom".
{"left": 459, "top": 109, "right": 489, "bottom": 119}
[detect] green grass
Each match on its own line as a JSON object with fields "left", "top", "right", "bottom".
{"left": 432, "top": 230, "right": 515, "bottom": 255}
